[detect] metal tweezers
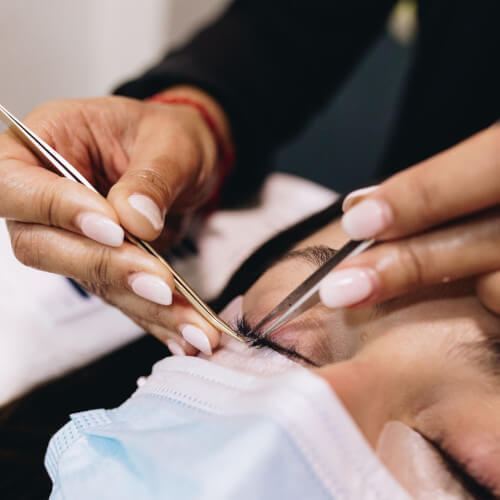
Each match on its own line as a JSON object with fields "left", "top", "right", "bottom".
{"left": 0, "top": 103, "right": 244, "bottom": 342}
{"left": 252, "top": 238, "right": 375, "bottom": 339}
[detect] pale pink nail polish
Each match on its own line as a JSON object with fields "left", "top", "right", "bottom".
{"left": 180, "top": 324, "right": 212, "bottom": 355}
{"left": 342, "top": 185, "right": 379, "bottom": 212}
{"left": 167, "top": 339, "right": 186, "bottom": 356}
{"left": 128, "top": 194, "right": 164, "bottom": 231}
{"left": 128, "top": 272, "right": 172, "bottom": 306}
{"left": 319, "top": 268, "right": 376, "bottom": 308}
{"left": 76, "top": 212, "right": 124, "bottom": 247}
{"left": 342, "top": 199, "right": 393, "bottom": 240}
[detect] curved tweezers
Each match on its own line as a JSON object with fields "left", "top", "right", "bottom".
{"left": 0, "top": 103, "right": 244, "bottom": 343}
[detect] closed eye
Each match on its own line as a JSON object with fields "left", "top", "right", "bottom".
{"left": 425, "top": 437, "right": 497, "bottom": 499}
{"left": 235, "top": 315, "right": 319, "bottom": 367}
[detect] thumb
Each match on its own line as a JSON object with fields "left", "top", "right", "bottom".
{"left": 107, "top": 123, "right": 202, "bottom": 241}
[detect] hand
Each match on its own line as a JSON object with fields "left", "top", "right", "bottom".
{"left": 319, "top": 123, "right": 500, "bottom": 314}
{"left": 0, "top": 89, "right": 229, "bottom": 355}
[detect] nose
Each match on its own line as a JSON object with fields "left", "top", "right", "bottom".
{"left": 314, "top": 358, "right": 402, "bottom": 447}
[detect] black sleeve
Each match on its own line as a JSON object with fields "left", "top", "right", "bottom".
{"left": 115, "top": 0, "right": 396, "bottom": 204}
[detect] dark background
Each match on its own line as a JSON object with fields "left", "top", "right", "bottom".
{"left": 275, "top": 33, "right": 413, "bottom": 192}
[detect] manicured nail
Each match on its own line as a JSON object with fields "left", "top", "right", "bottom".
{"left": 319, "top": 268, "right": 376, "bottom": 308}
{"left": 128, "top": 193, "right": 164, "bottom": 231}
{"left": 342, "top": 185, "right": 379, "bottom": 212}
{"left": 180, "top": 324, "right": 212, "bottom": 355}
{"left": 76, "top": 212, "right": 124, "bottom": 247}
{"left": 167, "top": 339, "right": 186, "bottom": 356}
{"left": 342, "top": 199, "right": 393, "bottom": 240}
{"left": 128, "top": 272, "right": 172, "bottom": 306}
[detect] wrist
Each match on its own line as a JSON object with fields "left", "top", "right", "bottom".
{"left": 148, "top": 86, "right": 234, "bottom": 213}
{"left": 153, "top": 85, "right": 233, "bottom": 155}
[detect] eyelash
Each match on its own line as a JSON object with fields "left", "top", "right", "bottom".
{"left": 234, "top": 316, "right": 319, "bottom": 367}
{"left": 426, "top": 437, "right": 496, "bottom": 498}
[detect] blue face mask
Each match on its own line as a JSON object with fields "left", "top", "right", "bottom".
{"left": 45, "top": 349, "right": 408, "bottom": 500}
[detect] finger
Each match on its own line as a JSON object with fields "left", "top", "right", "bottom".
{"left": 476, "top": 271, "right": 500, "bottom": 315}
{"left": 341, "top": 125, "right": 500, "bottom": 241}
{"left": 342, "top": 185, "right": 379, "bottom": 212}
{"left": 122, "top": 312, "right": 198, "bottom": 356}
{"left": 7, "top": 221, "right": 174, "bottom": 306}
{"left": 0, "top": 156, "right": 124, "bottom": 247}
{"left": 107, "top": 108, "right": 211, "bottom": 241}
{"left": 106, "top": 289, "right": 221, "bottom": 356}
{"left": 320, "top": 208, "right": 500, "bottom": 308}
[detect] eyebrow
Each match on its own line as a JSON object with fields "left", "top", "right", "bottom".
{"left": 459, "top": 335, "right": 500, "bottom": 380}
{"left": 280, "top": 245, "right": 338, "bottom": 267}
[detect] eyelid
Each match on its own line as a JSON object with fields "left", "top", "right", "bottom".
{"left": 235, "top": 315, "right": 319, "bottom": 367}
{"left": 425, "top": 437, "right": 496, "bottom": 498}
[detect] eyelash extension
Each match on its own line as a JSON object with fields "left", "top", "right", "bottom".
{"left": 235, "top": 316, "right": 319, "bottom": 367}
{"left": 425, "top": 436, "right": 497, "bottom": 499}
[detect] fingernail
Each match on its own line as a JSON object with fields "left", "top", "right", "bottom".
{"left": 180, "top": 324, "right": 212, "bottom": 355}
{"left": 128, "top": 272, "right": 172, "bottom": 306}
{"left": 128, "top": 193, "right": 164, "bottom": 231}
{"left": 342, "top": 185, "right": 379, "bottom": 212}
{"left": 319, "top": 268, "right": 376, "bottom": 308}
{"left": 166, "top": 339, "right": 186, "bottom": 356}
{"left": 76, "top": 212, "right": 124, "bottom": 247}
{"left": 342, "top": 199, "right": 393, "bottom": 239}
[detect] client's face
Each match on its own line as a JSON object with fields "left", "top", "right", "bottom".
{"left": 239, "top": 218, "right": 500, "bottom": 497}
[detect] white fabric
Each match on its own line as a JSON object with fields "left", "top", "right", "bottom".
{"left": 0, "top": 173, "right": 337, "bottom": 404}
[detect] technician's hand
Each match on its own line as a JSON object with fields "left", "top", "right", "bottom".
{"left": 319, "top": 123, "right": 500, "bottom": 314}
{"left": 0, "top": 89, "right": 228, "bottom": 356}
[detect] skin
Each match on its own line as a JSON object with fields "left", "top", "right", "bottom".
{"left": 241, "top": 219, "right": 500, "bottom": 496}
{"left": 1, "top": 88, "right": 499, "bottom": 354}
{"left": 333, "top": 124, "right": 500, "bottom": 315}
{"left": 0, "top": 87, "right": 228, "bottom": 354}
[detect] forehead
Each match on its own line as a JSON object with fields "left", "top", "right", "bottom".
{"left": 295, "top": 217, "right": 349, "bottom": 251}
{"left": 243, "top": 218, "right": 347, "bottom": 320}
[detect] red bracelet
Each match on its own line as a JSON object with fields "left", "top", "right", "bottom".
{"left": 146, "top": 94, "right": 235, "bottom": 213}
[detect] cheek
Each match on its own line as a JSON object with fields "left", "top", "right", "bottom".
{"left": 302, "top": 313, "right": 361, "bottom": 363}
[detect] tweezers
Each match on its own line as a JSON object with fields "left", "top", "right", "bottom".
{"left": 0, "top": 103, "right": 244, "bottom": 342}
{"left": 252, "top": 237, "right": 375, "bottom": 338}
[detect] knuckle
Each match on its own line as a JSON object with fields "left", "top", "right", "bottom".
{"left": 393, "top": 241, "right": 427, "bottom": 289}
{"left": 79, "top": 279, "right": 110, "bottom": 302}
{"left": 10, "top": 224, "right": 42, "bottom": 269}
{"left": 141, "top": 300, "right": 169, "bottom": 326}
{"left": 88, "top": 246, "right": 112, "bottom": 284}
{"left": 132, "top": 165, "right": 175, "bottom": 204}
{"left": 406, "top": 172, "right": 441, "bottom": 227}
{"left": 36, "top": 181, "right": 62, "bottom": 227}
